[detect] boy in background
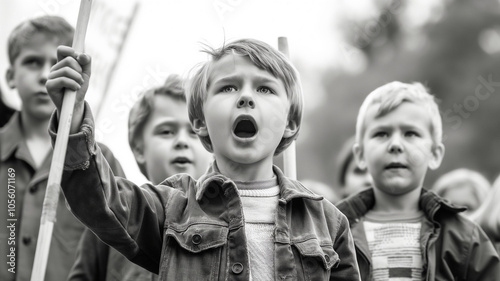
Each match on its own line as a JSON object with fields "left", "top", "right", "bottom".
{"left": 68, "top": 75, "right": 213, "bottom": 281}
{"left": 335, "top": 135, "right": 373, "bottom": 199}
{"left": 337, "top": 81, "right": 499, "bottom": 280}
{"left": 46, "top": 39, "right": 360, "bottom": 280}
{"left": 0, "top": 16, "right": 124, "bottom": 281}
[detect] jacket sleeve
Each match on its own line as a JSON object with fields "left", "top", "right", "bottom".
{"left": 463, "top": 224, "right": 500, "bottom": 280}
{"left": 98, "top": 142, "right": 127, "bottom": 178}
{"left": 330, "top": 209, "right": 361, "bottom": 281}
{"left": 48, "top": 102, "right": 167, "bottom": 274}
{"left": 67, "top": 229, "right": 109, "bottom": 281}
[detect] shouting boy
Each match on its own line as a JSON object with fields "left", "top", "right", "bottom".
{"left": 46, "top": 39, "right": 360, "bottom": 280}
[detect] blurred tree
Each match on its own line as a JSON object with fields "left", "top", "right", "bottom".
{"left": 0, "top": 86, "right": 16, "bottom": 128}
{"left": 299, "top": 0, "right": 500, "bottom": 191}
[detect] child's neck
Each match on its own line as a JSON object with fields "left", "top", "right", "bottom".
{"left": 20, "top": 110, "right": 52, "bottom": 168}
{"left": 372, "top": 186, "right": 422, "bottom": 214}
{"left": 216, "top": 156, "right": 274, "bottom": 182}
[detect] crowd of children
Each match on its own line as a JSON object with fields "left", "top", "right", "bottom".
{"left": 1, "top": 13, "right": 499, "bottom": 281}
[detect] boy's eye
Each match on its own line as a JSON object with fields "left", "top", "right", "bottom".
{"left": 374, "top": 132, "right": 388, "bottom": 138}
{"left": 158, "top": 129, "right": 174, "bottom": 136}
{"left": 189, "top": 129, "right": 197, "bottom": 137}
{"left": 220, "top": 86, "right": 237, "bottom": 93}
{"left": 256, "top": 86, "right": 275, "bottom": 95}
{"left": 405, "top": 131, "right": 419, "bottom": 137}
{"left": 24, "top": 58, "right": 42, "bottom": 68}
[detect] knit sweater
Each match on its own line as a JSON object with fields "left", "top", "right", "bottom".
{"left": 235, "top": 178, "right": 279, "bottom": 281}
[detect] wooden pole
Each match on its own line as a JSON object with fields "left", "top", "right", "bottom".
{"left": 30, "top": 1, "right": 92, "bottom": 280}
{"left": 277, "top": 37, "right": 297, "bottom": 180}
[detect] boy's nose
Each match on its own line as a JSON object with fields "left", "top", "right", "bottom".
{"left": 237, "top": 95, "right": 255, "bottom": 109}
{"left": 40, "top": 63, "right": 51, "bottom": 85}
{"left": 174, "top": 130, "right": 189, "bottom": 150}
{"left": 388, "top": 136, "right": 403, "bottom": 153}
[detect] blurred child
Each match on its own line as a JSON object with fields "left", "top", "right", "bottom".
{"left": 335, "top": 135, "right": 373, "bottom": 199}
{"left": 0, "top": 16, "right": 124, "bottom": 281}
{"left": 469, "top": 174, "right": 500, "bottom": 253}
{"left": 337, "top": 81, "right": 499, "bottom": 280}
{"left": 432, "top": 168, "right": 490, "bottom": 216}
{"left": 68, "top": 75, "right": 213, "bottom": 281}
{"left": 46, "top": 39, "right": 360, "bottom": 280}
{"left": 300, "top": 179, "right": 339, "bottom": 203}
{"left": 0, "top": 85, "right": 16, "bottom": 127}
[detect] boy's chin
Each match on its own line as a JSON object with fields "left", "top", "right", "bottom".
{"left": 376, "top": 181, "right": 422, "bottom": 196}
{"left": 27, "top": 107, "right": 55, "bottom": 120}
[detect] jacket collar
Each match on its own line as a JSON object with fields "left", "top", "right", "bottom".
{"left": 337, "top": 188, "right": 466, "bottom": 226}
{"left": 0, "top": 112, "right": 34, "bottom": 166}
{"left": 196, "top": 161, "right": 322, "bottom": 202}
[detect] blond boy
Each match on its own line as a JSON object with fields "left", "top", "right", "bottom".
{"left": 337, "top": 81, "right": 499, "bottom": 280}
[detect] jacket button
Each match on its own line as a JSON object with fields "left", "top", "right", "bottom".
{"left": 232, "top": 262, "right": 243, "bottom": 274}
{"left": 23, "top": 236, "right": 32, "bottom": 245}
{"left": 29, "top": 186, "right": 37, "bottom": 193}
{"left": 324, "top": 255, "right": 330, "bottom": 262}
{"left": 192, "top": 234, "right": 202, "bottom": 245}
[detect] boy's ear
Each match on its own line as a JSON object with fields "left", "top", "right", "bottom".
{"left": 283, "top": 120, "right": 298, "bottom": 138}
{"left": 132, "top": 145, "right": 146, "bottom": 167}
{"left": 353, "top": 143, "right": 367, "bottom": 169}
{"left": 193, "top": 119, "right": 208, "bottom": 137}
{"left": 428, "top": 143, "right": 445, "bottom": 170}
{"left": 6, "top": 68, "right": 16, "bottom": 89}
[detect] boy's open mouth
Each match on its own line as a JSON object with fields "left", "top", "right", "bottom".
{"left": 385, "top": 162, "right": 408, "bottom": 170}
{"left": 233, "top": 116, "right": 258, "bottom": 138}
{"left": 172, "top": 157, "right": 192, "bottom": 165}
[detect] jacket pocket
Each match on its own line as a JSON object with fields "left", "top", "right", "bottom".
{"left": 160, "top": 223, "right": 228, "bottom": 280}
{"left": 293, "top": 239, "right": 340, "bottom": 280}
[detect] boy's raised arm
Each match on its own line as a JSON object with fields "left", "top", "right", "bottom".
{"left": 46, "top": 49, "right": 167, "bottom": 273}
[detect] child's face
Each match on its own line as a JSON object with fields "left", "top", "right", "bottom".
{"left": 195, "top": 55, "right": 295, "bottom": 167}
{"left": 343, "top": 159, "right": 373, "bottom": 198}
{"left": 6, "top": 34, "right": 58, "bottom": 120}
{"left": 138, "top": 95, "right": 212, "bottom": 184}
{"left": 354, "top": 102, "right": 444, "bottom": 196}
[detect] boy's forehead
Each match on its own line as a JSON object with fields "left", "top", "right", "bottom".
{"left": 16, "top": 34, "right": 59, "bottom": 57}
{"left": 363, "top": 101, "right": 432, "bottom": 130}
{"left": 208, "top": 54, "right": 277, "bottom": 83}
{"left": 150, "top": 95, "right": 188, "bottom": 119}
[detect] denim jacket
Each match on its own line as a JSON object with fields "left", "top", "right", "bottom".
{"left": 49, "top": 103, "right": 361, "bottom": 281}
{"left": 337, "top": 188, "right": 500, "bottom": 281}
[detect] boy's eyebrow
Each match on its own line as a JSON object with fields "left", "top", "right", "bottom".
{"left": 369, "top": 123, "right": 425, "bottom": 131}
{"left": 212, "top": 74, "right": 280, "bottom": 85}
{"left": 153, "top": 119, "right": 179, "bottom": 126}
{"left": 21, "top": 53, "right": 45, "bottom": 60}
{"left": 21, "top": 53, "right": 57, "bottom": 64}
{"left": 152, "top": 119, "right": 193, "bottom": 129}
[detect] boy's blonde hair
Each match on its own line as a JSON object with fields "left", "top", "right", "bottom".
{"left": 128, "top": 75, "right": 185, "bottom": 177}
{"left": 8, "top": 16, "right": 74, "bottom": 65}
{"left": 432, "top": 168, "right": 490, "bottom": 207}
{"left": 188, "top": 38, "right": 303, "bottom": 155}
{"left": 355, "top": 81, "right": 442, "bottom": 147}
